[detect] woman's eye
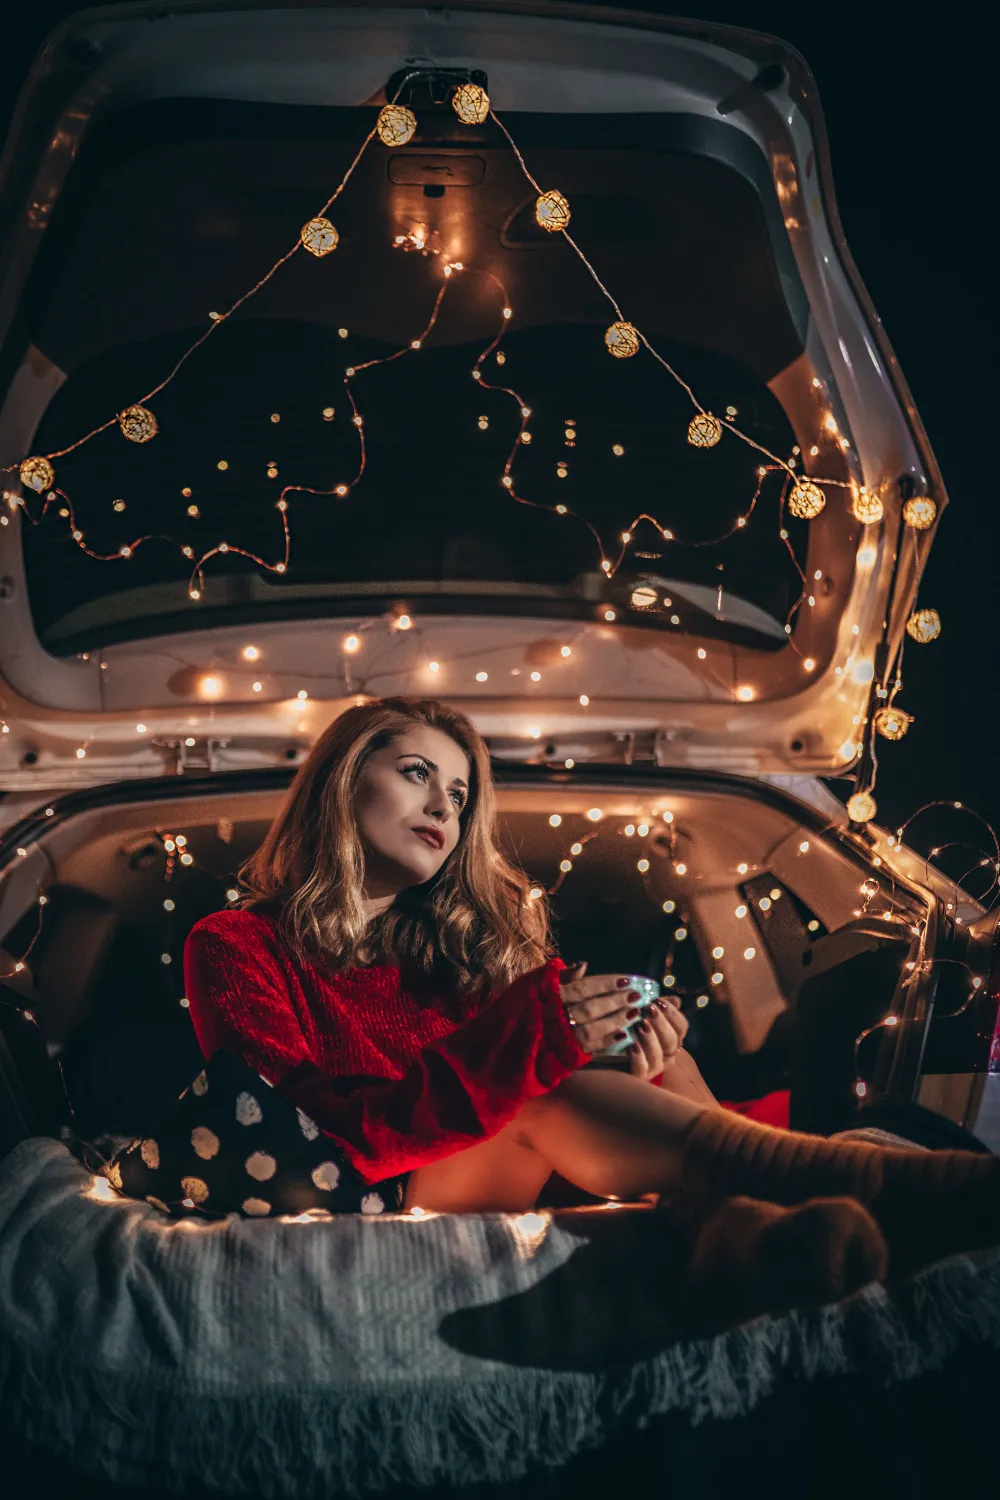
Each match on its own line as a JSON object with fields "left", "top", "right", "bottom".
{"left": 402, "top": 763, "right": 465, "bottom": 809}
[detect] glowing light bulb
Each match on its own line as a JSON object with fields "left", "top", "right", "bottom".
{"left": 242, "top": 645, "right": 260, "bottom": 662}
{"left": 735, "top": 905, "right": 747, "bottom": 918}
{"left": 586, "top": 808, "right": 603, "bottom": 821}
{"left": 637, "top": 858, "right": 649, "bottom": 872}
{"left": 579, "top": 694, "right": 589, "bottom": 706}
{"left": 712, "top": 946, "right": 724, "bottom": 959}
{"left": 662, "top": 811, "right": 675, "bottom": 824}
{"left": 560, "top": 646, "right": 572, "bottom": 657}
{"left": 570, "top": 842, "right": 583, "bottom": 855}
{"left": 549, "top": 814, "right": 562, "bottom": 827}
{"left": 200, "top": 675, "right": 222, "bottom": 699}
{"left": 736, "top": 686, "right": 755, "bottom": 702}
{"left": 343, "top": 635, "right": 360, "bottom": 653}
{"left": 427, "top": 660, "right": 439, "bottom": 673}
{"left": 395, "top": 615, "right": 412, "bottom": 630}
{"left": 744, "top": 947, "right": 756, "bottom": 960}
{"left": 675, "top": 862, "right": 687, "bottom": 875}
{"left": 737, "top": 862, "right": 749, "bottom": 874}
{"left": 662, "top": 900, "right": 676, "bottom": 913}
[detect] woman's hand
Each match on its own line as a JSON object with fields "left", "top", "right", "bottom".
{"left": 560, "top": 963, "right": 690, "bottom": 1080}
{"left": 626, "top": 996, "right": 690, "bottom": 1081}
{"left": 559, "top": 963, "right": 648, "bottom": 1057}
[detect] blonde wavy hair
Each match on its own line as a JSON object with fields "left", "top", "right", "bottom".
{"left": 239, "top": 696, "right": 553, "bottom": 996}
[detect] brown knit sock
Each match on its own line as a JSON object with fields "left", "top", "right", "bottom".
{"left": 658, "top": 1192, "right": 887, "bottom": 1333}
{"left": 679, "top": 1108, "right": 1000, "bottom": 1270}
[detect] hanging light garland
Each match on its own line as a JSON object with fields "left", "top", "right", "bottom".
{"left": 4, "top": 81, "right": 910, "bottom": 606}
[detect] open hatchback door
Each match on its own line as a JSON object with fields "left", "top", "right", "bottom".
{"left": 0, "top": 0, "right": 945, "bottom": 791}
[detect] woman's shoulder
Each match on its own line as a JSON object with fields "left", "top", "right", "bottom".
{"left": 186, "top": 904, "right": 284, "bottom": 951}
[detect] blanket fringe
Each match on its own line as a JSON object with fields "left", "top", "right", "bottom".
{"left": 2, "top": 1246, "right": 998, "bottom": 1498}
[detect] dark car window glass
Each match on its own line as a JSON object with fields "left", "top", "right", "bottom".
{"left": 16, "top": 102, "right": 807, "bottom": 653}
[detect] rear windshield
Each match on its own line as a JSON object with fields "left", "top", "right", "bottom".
{"left": 19, "top": 101, "right": 806, "bottom": 653}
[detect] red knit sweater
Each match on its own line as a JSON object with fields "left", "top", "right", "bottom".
{"left": 183, "top": 908, "right": 590, "bottom": 1184}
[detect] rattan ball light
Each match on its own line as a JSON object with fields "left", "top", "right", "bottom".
{"left": 852, "top": 488, "right": 884, "bottom": 524}
{"left": 535, "top": 190, "right": 571, "bottom": 232}
{"left": 605, "top": 321, "right": 640, "bottom": 359}
{"left": 906, "top": 607, "right": 941, "bottom": 643}
{"left": 451, "top": 83, "right": 490, "bottom": 125}
{"left": 847, "top": 790, "right": 877, "bottom": 824}
{"left": 19, "top": 455, "right": 54, "bottom": 493}
{"left": 686, "top": 412, "right": 722, "bottom": 448}
{"left": 873, "top": 706, "right": 912, "bottom": 741}
{"left": 300, "top": 218, "right": 340, "bottom": 257}
{"left": 119, "top": 405, "right": 158, "bottom": 444}
{"left": 788, "top": 480, "right": 826, "bottom": 520}
{"left": 377, "top": 104, "right": 417, "bottom": 147}
{"left": 902, "top": 495, "right": 937, "bottom": 531}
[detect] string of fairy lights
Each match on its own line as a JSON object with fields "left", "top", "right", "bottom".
{"left": 1, "top": 76, "right": 992, "bottom": 1123}
{"left": 0, "top": 78, "right": 945, "bottom": 827}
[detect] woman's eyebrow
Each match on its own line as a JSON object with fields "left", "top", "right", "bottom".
{"left": 399, "top": 752, "right": 468, "bottom": 790}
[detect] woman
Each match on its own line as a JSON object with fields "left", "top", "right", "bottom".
{"left": 183, "top": 696, "right": 997, "bottom": 1281}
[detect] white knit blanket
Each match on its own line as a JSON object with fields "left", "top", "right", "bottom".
{"left": 0, "top": 1138, "right": 997, "bottom": 1497}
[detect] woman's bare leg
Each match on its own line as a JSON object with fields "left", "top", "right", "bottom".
{"left": 405, "top": 1070, "right": 703, "bottom": 1212}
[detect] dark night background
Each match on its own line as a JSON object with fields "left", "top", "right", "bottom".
{"left": 1, "top": 2, "right": 994, "bottom": 872}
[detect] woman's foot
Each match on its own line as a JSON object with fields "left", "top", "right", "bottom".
{"left": 658, "top": 1192, "right": 887, "bottom": 1332}
{"left": 678, "top": 1108, "right": 1000, "bottom": 1271}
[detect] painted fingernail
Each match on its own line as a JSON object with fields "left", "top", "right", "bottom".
{"left": 626, "top": 1008, "right": 640, "bottom": 1019}
{"left": 640, "top": 1020, "right": 651, "bottom": 1033}
{"left": 629, "top": 1043, "right": 640, "bottom": 1054}
{"left": 614, "top": 1030, "right": 628, "bottom": 1040}
{"left": 627, "top": 990, "right": 641, "bottom": 1001}
{"left": 616, "top": 978, "right": 630, "bottom": 989}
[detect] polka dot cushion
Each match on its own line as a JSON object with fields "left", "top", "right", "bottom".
{"left": 106, "top": 1048, "right": 408, "bottom": 1218}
